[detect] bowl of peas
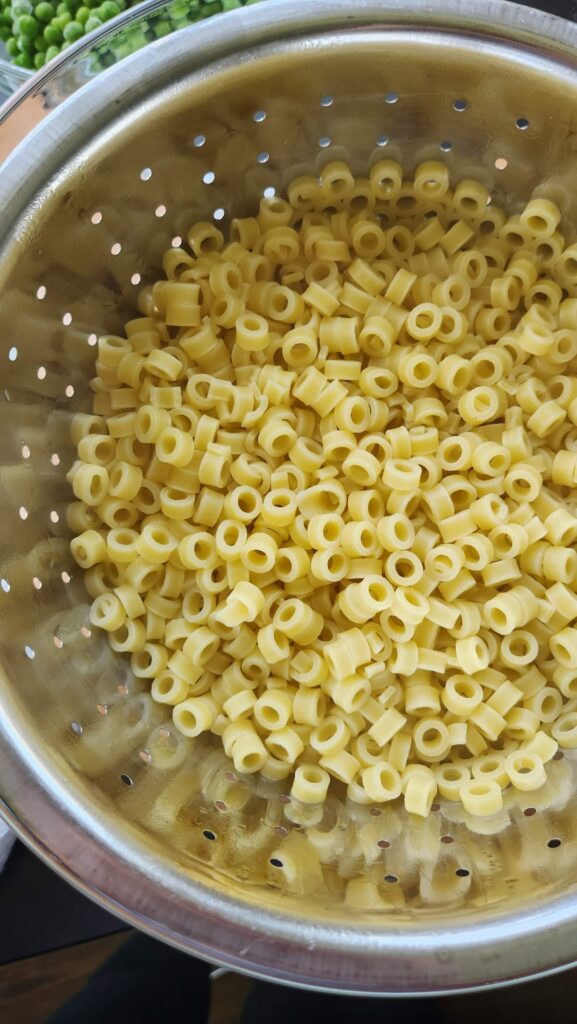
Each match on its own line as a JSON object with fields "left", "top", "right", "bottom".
{"left": 0, "top": 0, "right": 260, "bottom": 95}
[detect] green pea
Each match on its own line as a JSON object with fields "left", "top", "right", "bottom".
{"left": 98, "top": 0, "right": 118, "bottom": 19}
{"left": 62, "top": 18, "right": 83, "bottom": 40}
{"left": 55, "top": 3, "right": 68, "bottom": 14}
{"left": 75, "top": 5, "right": 90, "bottom": 21}
{"left": 34, "top": 50, "right": 46, "bottom": 67}
{"left": 13, "top": 51, "right": 34, "bottom": 67}
{"left": 0, "top": 24, "right": 11, "bottom": 38}
{"left": 12, "top": 1, "right": 33, "bottom": 17}
{"left": 17, "top": 14, "right": 38, "bottom": 37}
{"left": 45, "top": 42, "right": 59, "bottom": 60}
{"left": 43, "top": 23, "right": 61, "bottom": 42}
{"left": 5, "top": 35, "right": 19, "bottom": 53}
{"left": 84, "top": 13, "right": 100, "bottom": 30}
{"left": 17, "top": 33, "right": 34, "bottom": 51}
{"left": 222, "top": 0, "right": 242, "bottom": 9}
{"left": 34, "top": 33, "right": 47, "bottom": 49}
{"left": 34, "top": 1, "right": 55, "bottom": 21}
{"left": 53, "top": 12, "right": 70, "bottom": 27}
{"left": 153, "top": 18, "right": 171, "bottom": 37}
{"left": 168, "top": 1, "right": 190, "bottom": 16}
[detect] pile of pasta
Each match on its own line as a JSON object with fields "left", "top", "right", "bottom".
{"left": 69, "top": 159, "right": 577, "bottom": 819}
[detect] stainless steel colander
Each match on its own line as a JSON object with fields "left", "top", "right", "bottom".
{"left": 4, "top": 0, "right": 577, "bottom": 996}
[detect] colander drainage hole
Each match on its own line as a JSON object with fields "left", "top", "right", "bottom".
{"left": 203, "top": 171, "right": 215, "bottom": 184}
{"left": 193, "top": 134, "right": 205, "bottom": 147}
{"left": 376, "top": 134, "right": 389, "bottom": 147}
{"left": 452, "top": 98, "right": 468, "bottom": 112}
{"left": 440, "top": 140, "right": 452, "bottom": 152}
{"left": 455, "top": 868, "right": 469, "bottom": 877}
{"left": 130, "top": 274, "right": 141, "bottom": 287}
{"left": 253, "top": 110, "right": 266, "bottom": 123}
{"left": 155, "top": 205, "right": 166, "bottom": 218}
{"left": 270, "top": 858, "right": 283, "bottom": 868}
{"left": 548, "top": 838, "right": 562, "bottom": 849}
{"left": 516, "top": 117, "right": 530, "bottom": 130}
{"left": 495, "top": 157, "right": 508, "bottom": 171}
{"left": 8, "top": 346, "right": 17, "bottom": 361}
{"left": 318, "top": 136, "right": 331, "bottom": 148}
{"left": 90, "top": 211, "right": 102, "bottom": 225}
{"left": 61, "top": 571, "right": 71, "bottom": 584}
{"left": 0, "top": 577, "right": 10, "bottom": 593}
{"left": 120, "top": 773, "right": 133, "bottom": 787}
{"left": 441, "top": 836, "right": 454, "bottom": 845}
{"left": 263, "top": 187, "right": 276, "bottom": 199}
{"left": 140, "top": 167, "right": 152, "bottom": 181}
{"left": 257, "top": 152, "right": 269, "bottom": 164}
{"left": 171, "top": 236, "right": 182, "bottom": 247}
{"left": 70, "top": 721, "right": 83, "bottom": 736}
{"left": 36, "top": 285, "right": 47, "bottom": 299}
{"left": 203, "top": 829, "right": 216, "bottom": 841}
{"left": 384, "top": 874, "right": 398, "bottom": 884}
{"left": 213, "top": 208, "right": 225, "bottom": 222}
{"left": 320, "top": 95, "right": 333, "bottom": 107}
{"left": 385, "top": 92, "right": 398, "bottom": 104}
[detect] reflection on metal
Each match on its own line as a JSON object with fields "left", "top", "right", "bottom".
{"left": 2, "top": 0, "right": 577, "bottom": 996}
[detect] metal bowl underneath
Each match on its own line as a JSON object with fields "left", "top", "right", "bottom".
{"left": 2, "top": 0, "right": 577, "bottom": 994}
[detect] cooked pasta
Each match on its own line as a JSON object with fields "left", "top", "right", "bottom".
{"left": 71, "top": 160, "right": 577, "bottom": 818}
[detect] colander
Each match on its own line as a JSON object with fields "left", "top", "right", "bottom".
{"left": 4, "top": 0, "right": 577, "bottom": 997}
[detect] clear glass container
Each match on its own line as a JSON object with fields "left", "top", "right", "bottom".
{"left": 0, "top": 0, "right": 261, "bottom": 101}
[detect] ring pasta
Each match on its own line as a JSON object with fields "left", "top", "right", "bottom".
{"left": 71, "top": 163, "right": 577, "bottom": 818}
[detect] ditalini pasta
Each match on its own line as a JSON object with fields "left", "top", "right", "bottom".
{"left": 69, "top": 161, "right": 577, "bottom": 818}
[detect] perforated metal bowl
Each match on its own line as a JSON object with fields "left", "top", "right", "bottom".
{"left": 4, "top": 0, "right": 577, "bottom": 996}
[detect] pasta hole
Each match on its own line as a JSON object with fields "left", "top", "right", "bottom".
{"left": 384, "top": 874, "right": 398, "bottom": 883}
{"left": 455, "top": 868, "right": 469, "bottom": 877}
{"left": 327, "top": 552, "right": 345, "bottom": 574}
{"left": 202, "top": 829, "right": 216, "bottom": 841}
{"left": 270, "top": 858, "right": 283, "bottom": 868}
{"left": 548, "top": 838, "right": 562, "bottom": 848}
